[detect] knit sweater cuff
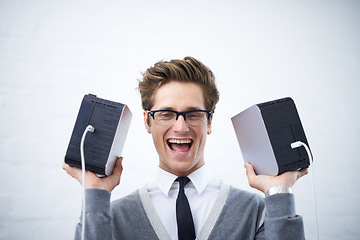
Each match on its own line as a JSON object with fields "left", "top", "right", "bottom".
{"left": 264, "top": 193, "right": 296, "bottom": 218}
{"left": 84, "top": 188, "right": 111, "bottom": 213}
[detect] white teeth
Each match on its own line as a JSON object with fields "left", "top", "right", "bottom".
{"left": 168, "top": 139, "right": 192, "bottom": 144}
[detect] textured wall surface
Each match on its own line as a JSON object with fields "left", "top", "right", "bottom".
{"left": 1, "top": 1, "right": 359, "bottom": 239}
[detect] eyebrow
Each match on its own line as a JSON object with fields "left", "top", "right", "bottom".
{"left": 156, "top": 107, "right": 204, "bottom": 111}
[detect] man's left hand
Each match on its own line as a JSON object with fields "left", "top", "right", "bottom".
{"left": 244, "top": 162, "right": 308, "bottom": 193}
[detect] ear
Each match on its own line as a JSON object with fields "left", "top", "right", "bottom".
{"left": 144, "top": 111, "right": 151, "bottom": 133}
{"left": 207, "top": 114, "right": 213, "bottom": 135}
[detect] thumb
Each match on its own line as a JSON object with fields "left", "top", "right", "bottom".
{"left": 113, "top": 157, "right": 123, "bottom": 177}
{"left": 103, "top": 157, "right": 123, "bottom": 192}
{"left": 244, "top": 162, "right": 256, "bottom": 180}
{"left": 244, "top": 162, "right": 267, "bottom": 192}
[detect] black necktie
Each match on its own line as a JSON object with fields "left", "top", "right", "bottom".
{"left": 176, "top": 177, "right": 196, "bottom": 240}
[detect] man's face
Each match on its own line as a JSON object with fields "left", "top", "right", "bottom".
{"left": 144, "top": 81, "right": 212, "bottom": 176}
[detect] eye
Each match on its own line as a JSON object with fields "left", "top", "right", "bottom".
{"left": 187, "top": 112, "right": 202, "bottom": 119}
{"left": 157, "top": 111, "right": 175, "bottom": 119}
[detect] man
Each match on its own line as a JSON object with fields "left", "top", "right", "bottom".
{"left": 63, "top": 56, "right": 308, "bottom": 240}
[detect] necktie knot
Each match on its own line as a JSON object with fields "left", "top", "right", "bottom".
{"left": 177, "top": 177, "right": 191, "bottom": 189}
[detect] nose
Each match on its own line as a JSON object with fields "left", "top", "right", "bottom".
{"left": 172, "top": 115, "right": 189, "bottom": 132}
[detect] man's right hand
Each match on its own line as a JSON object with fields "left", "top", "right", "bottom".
{"left": 62, "top": 157, "right": 123, "bottom": 192}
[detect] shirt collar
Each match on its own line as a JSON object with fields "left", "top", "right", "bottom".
{"left": 155, "top": 164, "right": 212, "bottom": 197}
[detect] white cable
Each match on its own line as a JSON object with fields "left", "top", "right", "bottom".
{"left": 291, "top": 141, "right": 319, "bottom": 240}
{"left": 80, "top": 125, "right": 95, "bottom": 240}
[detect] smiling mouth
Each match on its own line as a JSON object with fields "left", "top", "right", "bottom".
{"left": 167, "top": 139, "right": 193, "bottom": 153}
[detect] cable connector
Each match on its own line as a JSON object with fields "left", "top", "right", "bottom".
{"left": 291, "top": 140, "right": 313, "bottom": 163}
{"left": 86, "top": 125, "right": 95, "bottom": 133}
{"left": 290, "top": 141, "right": 303, "bottom": 149}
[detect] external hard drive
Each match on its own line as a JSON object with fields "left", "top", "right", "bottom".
{"left": 231, "top": 97, "right": 311, "bottom": 176}
{"left": 65, "top": 94, "right": 132, "bottom": 177}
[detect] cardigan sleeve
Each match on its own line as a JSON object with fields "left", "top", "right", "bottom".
{"left": 74, "top": 189, "right": 112, "bottom": 240}
{"left": 264, "top": 193, "right": 305, "bottom": 240}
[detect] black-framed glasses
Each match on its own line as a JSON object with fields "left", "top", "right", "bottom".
{"left": 147, "top": 110, "right": 213, "bottom": 126}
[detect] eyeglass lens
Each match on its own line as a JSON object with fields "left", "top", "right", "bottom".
{"left": 154, "top": 111, "right": 207, "bottom": 126}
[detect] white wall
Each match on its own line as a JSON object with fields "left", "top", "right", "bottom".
{"left": 1, "top": 0, "right": 359, "bottom": 239}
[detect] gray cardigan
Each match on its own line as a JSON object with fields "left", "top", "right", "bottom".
{"left": 75, "top": 183, "right": 305, "bottom": 240}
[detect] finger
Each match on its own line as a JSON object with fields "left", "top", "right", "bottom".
{"left": 62, "top": 160, "right": 69, "bottom": 171}
{"left": 297, "top": 168, "right": 309, "bottom": 180}
{"left": 103, "top": 157, "right": 124, "bottom": 192}
{"left": 244, "top": 163, "right": 269, "bottom": 192}
{"left": 244, "top": 163, "right": 257, "bottom": 183}
{"left": 113, "top": 157, "right": 124, "bottom": 177}
{"left": 62, "top": 160, "right": 74, "bottom": 175}
{"left": 62, "top": 159, "right": 82, "bottom": 181}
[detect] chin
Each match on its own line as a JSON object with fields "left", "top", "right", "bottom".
{"left": 165, "top": 157, "right": 202, "bottom": 176}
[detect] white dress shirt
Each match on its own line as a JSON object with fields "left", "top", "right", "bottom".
{"left": 147, "top": 165, "right": 221, "bottom": 240}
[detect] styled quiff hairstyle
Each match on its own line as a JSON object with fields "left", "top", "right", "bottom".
{"left": 138, "top": 56, "right": 220, "bottom": 113}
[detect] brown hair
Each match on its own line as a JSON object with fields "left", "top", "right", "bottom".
{"left": 138, "top": 56, "right": 220, "bottom": 113}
